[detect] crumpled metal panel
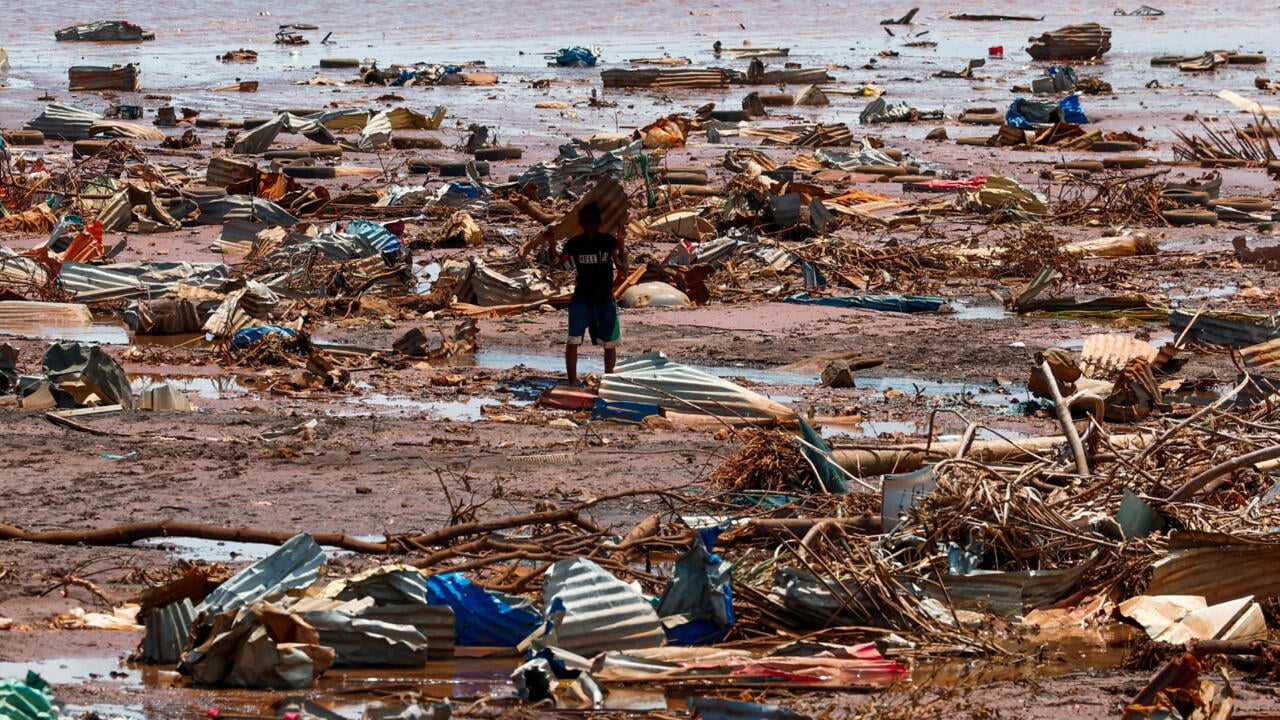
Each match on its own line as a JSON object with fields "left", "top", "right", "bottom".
{"left": 192, "top": 196, "right": 297, "bottom": 228}
{"left": 234, "top": 114, "right": 336, "bottom": 155}
{"left": 600, "top": 351, "right": 796, "bottom": 420}
{"left": 465, "top": 258, "right": 556, "bottom": 307}
{"left": 195, "top": 533, "right": 325, "bottom": 617}
{"left": 294, "top": 609, "right": 431, "bottom": 667}
{"left": 140, "top": 598, "right": 196, "bottom": 664}
{"left": 357, "top": 111, "right": 393, "bottom": 150}
{"left": 41, "top": 340, "right": 134, "bottom": 409}
{"left": 59, "top": 261, "right": 230, "bottom": 303}
{"left": 25, "top": 103, "right": 101, "bottom": 140}
{"left": 537, "top": 557, "right": 665, "bottom": 656}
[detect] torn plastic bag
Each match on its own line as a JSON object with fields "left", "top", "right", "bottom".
{"left": 552, "top": 47, "right": 598, "bottom": 68}
{"left": 657, "top": 526, "right": 735, "bottom": 645}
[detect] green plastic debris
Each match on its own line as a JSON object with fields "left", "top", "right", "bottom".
{"left": 0, "top": 672, "right": 63, "bottom": 720}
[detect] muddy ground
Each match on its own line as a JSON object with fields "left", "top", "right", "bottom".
{"left": 4, "top": 1, "right": 1280, "bottom": 717}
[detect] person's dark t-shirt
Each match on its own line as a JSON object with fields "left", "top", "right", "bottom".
{"left": 563, "top": 232, "right": 618, "bottom": 305}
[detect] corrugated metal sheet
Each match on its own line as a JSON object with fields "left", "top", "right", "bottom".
{"left": 938, "top": 562, "right": 1094, "bottom": 616}
{"left": 60, "top": 261, "right": 230, "bottom": 303}
{"left": 465, "top": 258, "right": 557, "bottom": 307}
{"left": 192, "top": 196, "right": 297, "bottom": 227}
{"left": 357, "top": 605, "right": 455, "bottom": 660}
{"left": 195, "top": 533, "right": 325, "bottom": 617}
{"left": 1027, "top": 23, "right": 1112, "bottom": 61}
{"left": 1244, "top": 337, "right": 1280, "bottom": 370}
{"left": 748, "top": 68, "right": 832, "bottom": 85}
{"left": 25, "top": 103, "right": 101, "bottom": 140}
{"left": 1079, "top": 334, "right": 1160, "bottom": 381}
{"left": 600, "top": 351, "right": 796, "bottom": 420}
{"left": 89, "top": 120, "right": 164, "bottom": 140}
{"left": 539, "top": 557, "right": 665, "bottom": 656}
{"left": 294, "top": 609, "right": 431, "bottom": 667}
{"left": 1149, "top": 539, "right": 1280, "bottom": 605}
{"left": 140, "top": 599, "right": 195, "bottom": 664}
{"left": 0, "top": 252, "right": 51, "bottom": 288}
{"left": 0, "top": 301, "right": 92, "bottom": 327}
{"left": 601, "top": 68, "right": 730, "bottom": 89}
{"left": 59, "top": 263, "right": 148, "bottom": 302}
{"left": 207, "top": 157, "right": 260, "bottom": 187}
{"left": 68, "top": 65, "right": 139, "bottom": 92}
{"left": 1169, "top": 308, "right": 1280, "bottom": 348}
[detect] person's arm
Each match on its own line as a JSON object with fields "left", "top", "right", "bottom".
{"left": 612, "top": 232, "right": 628, "bottom": 277}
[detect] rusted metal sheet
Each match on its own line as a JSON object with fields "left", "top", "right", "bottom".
{"left": 69, "top": 64, "right": 140, "bottom": 92}
{"left": 1026, "top": 23, "right": 1111, "bottom": 61}
{"left": 206, "top": 157, "right": 260, "bottom": 187}
{"left": 1149, "top": 534, "right": 1280, "bottom": 605}
{"left": 1242, "top": 337, "right": 1280, "bottom": 369}
{"left": 601, "top": 68, "right": 730, "bottom": 89}
{"left": 1079, "top": 334, "right": 1161, "bottom": 381}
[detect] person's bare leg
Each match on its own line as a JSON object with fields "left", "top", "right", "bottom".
{"left": 565, "top": 343, "right": 578, "bottom": 386}
{"left": 604, "top": 347, "right": 617, "bottom": 374}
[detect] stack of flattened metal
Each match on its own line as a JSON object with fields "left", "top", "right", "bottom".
{"left": 1026, "top": 23, "right": 1111, "bottom": 61}
{"left": 68, "top": 64, "right": 140, "bottom": 92}
{"left": 601, "top": 68, "right": 731, "bottom": 89}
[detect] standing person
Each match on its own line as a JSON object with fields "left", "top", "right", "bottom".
{"left": 556, "top": 202, "right": 626, "bottom": 386}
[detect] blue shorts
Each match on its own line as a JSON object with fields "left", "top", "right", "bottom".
{"left": 567, "top": 299, "right": 620, "bottom": 348}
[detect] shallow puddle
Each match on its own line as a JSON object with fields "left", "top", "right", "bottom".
{"left": 859, "top": 376, "right": 1023, "bottom": 408}
{"left": 822, "top": 420, "right": 1032, "bottom": 441}
{"left": 0, "top": 321, "right": 130, "bottom": 345}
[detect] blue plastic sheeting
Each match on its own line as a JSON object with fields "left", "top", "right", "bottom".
{"left": 553, "top": 47, "right": 598, "bottom": 67}
{"left": 658, "top": 526, "right": 735, "bottom": 645}
{"left": 0, "top": 672, "right": 60, "bottom": 720}
{"left": 195, "top": 533, "right": 325, "bottom": 617}
{"left": 425, "top": 572, "right": 542, "bottom": 647}
{"left": 232, "top": 324, "right": 298, "bottom": 348}
{"left": 592, "top": 399, "right": 658, "bottom": 424}
{"left": 783, "top": 292, "right": 947, "bottom": 313}
{"left": 1005, "top": 93, "right": 1089, "bottom": 130}
{"left": 392, "top": 65, "right": 462, "bottom": 86}
{"left": 346, "top": 218, "right": 404, "bottom": 256}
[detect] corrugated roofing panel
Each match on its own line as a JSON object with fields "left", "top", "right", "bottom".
{"left": 541, "top": 557, "right": 664, "bottom": 656}
{"left": 25, "top": 103, "right": 101, "bottom": 140}
{"left": 600, "top": 351, "right": 796, "bottom": 420}
{"left": 140, "top": 599, "right": 195, "bottom": 664}
{"left": 195, "top": 533, "right": 325, "bottom": 617}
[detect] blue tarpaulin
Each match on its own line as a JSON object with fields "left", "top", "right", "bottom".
{"left": 425, "top": 572, "right": 542, "bottom": 647}
{"left": 657, "top": 526, "right": 735, "bottom": 645}
{"left": 783, "top": 292, "right": 947, "bottom": 313}
{"left": 346, "top": 218, "right": 404, "bottom": 256}
{"left": 552, "top": 47, "right": 598, "bottom": 67}
{"left": 1006, "top": 93, "right": 1089, "bottom": 129}
{"left": 232, "top": 324, "right": 297, "bottom": 348}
